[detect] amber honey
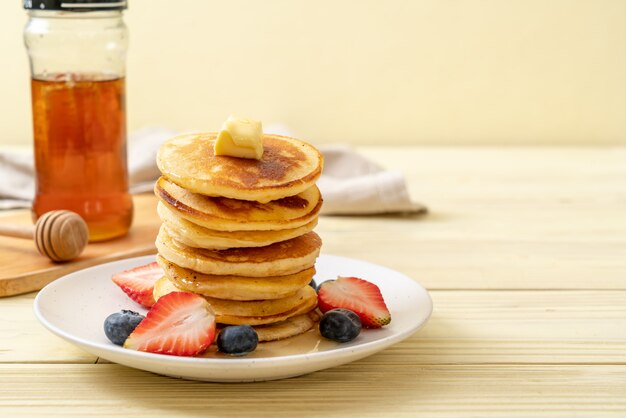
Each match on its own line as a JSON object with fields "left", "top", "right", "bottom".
{"left": 31, "top": 74, "right": 133, "bottom": 242}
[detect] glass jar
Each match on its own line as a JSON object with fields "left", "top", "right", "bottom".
{"left": 24, "top": 0, "right": 132, "bottom": 242}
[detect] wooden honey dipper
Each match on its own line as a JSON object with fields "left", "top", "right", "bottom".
{"left": 0, "top": 210, "right": 88, "bottom": 262}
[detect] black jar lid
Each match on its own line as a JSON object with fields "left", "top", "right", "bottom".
{"left": 24, "top": 0, "right": 127, "bottom": 11}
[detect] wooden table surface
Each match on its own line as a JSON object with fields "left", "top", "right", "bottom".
{"left": 1, "top": 146, "right": 625, "bottom": 417}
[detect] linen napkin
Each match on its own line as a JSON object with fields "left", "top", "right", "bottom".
{"left": 317, "top": 144, "right": 425, "bottom": 215}
{"left": 0, "top": 128, "right": 424, "bottom": 215}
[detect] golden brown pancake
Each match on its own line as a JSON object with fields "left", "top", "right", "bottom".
{"left": 157, "top": 255, "right": 315, "bottom": 300}
{"left": 158, "top": 202, "right": 318, "bottom": 249}
{"left": 216, "top": 297, "right": 317, "bottom": 326}
{"left": 206, "top": 311, "right": 320, "bottom": 344}
{"left": 155, "top": 177, "right": 322, "bottom": 232}
{"left": 251, "top": 311, "right": 320, "bottom": 342}
{"left": 156, "top": 227, "right": 322, "bottom": 277}
{"left": 156, "top": 133, "right": 323, "bottom": 203}
{"left": 204, "top": 286, "right": 315, "bottom": 317}
{"left": 153, "top": 276, "right": 318, "bottom": 326}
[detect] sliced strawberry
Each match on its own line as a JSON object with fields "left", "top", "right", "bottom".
{"left": 124, "top": 292, "right": 216, "bottom": 356}
{"left": 318, "top": 276, "right": 391, "bottom": 328}
{"left": 111, "top": 262, "right": 163, "bottom": 308}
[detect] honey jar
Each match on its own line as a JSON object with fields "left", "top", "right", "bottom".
{"left": 24, "top": 0, "right": 132, "bottom": 242}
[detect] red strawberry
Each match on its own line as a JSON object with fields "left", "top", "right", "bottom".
{"left": 318, "top": 276, "right": 391, "bottom": 328}
{"left": 124, "top": 292, "right": 216, "bottom": 356}
{"left": 111, "top": 262, "right": 163, "bottom": 308}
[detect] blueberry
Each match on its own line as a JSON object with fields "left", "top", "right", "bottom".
{"left": 217, "top": 325, "right": 258, "bottom": 356}
{"left": 319, "top": 308, "right": 361, "bottom": 343}
{"left": 309, "top": 278, "right": 317, "bottom": 291}
{"left": 104, "top": 310, "right": 144, "bottom": 346}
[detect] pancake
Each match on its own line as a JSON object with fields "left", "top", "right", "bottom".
{"left": 154, "top": 276, "right": 316, "bottom": 317}
{"left": 160, "top": 213, "right": 317, "bottom": 250}
{"left": 251, "top": 311, "right": 320, "bottom": 342}
{"left": 201, "top": 296, "right": 317, "bottom": 326}
{"left": 155, "top": 177, "right": 322, "bottom": 232}
{"left": 215, "top": 298, "right": 317, "bottom": 325}
{"left": 153, "top": 277, "right": 318, "bottom": 326}
{"left": 205, "top": 312, "right": 319, "bottom": 344}
{"left": 157, "top": 255, "right": 315, "bottom": 300}
{"left": 156, "top": 227, "right": 322, "bottom": 277}
{"left": 157, "top": 201, "right": 318, "bottom": 249}
{"left": 205, "top": 286, "right": 316, "bottom": 318}
{"left": 156, "top": 133, "right": 323, "bottom": 203}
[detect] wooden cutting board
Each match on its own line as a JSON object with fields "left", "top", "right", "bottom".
{"left": 0, "top": 194, "right": 160, "bottom": 297}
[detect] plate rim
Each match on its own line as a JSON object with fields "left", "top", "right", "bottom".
{"left": 34, "top": 253, "right": 433, "bottom": 368}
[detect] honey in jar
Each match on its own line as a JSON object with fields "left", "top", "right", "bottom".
{"left": 24, "top": 1, "right": 132, "bottom": 242}
{"left": 31, "top": 74, "right": 132, "bottom": 241}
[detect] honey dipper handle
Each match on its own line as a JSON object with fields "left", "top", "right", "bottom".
{"left": 0, "top": 222, "right": 34, "bottom": 240}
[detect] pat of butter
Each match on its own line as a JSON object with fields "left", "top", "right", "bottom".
{"left": 214, "top": 115, "right": 264, "bottom": 160}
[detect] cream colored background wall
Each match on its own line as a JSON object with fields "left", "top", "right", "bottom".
{"left": 1, "top": 0, "right": 624, "bottom": 146}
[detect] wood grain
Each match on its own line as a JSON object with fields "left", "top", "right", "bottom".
{"left": 0, "top": 364, "right": 624, "bottom": 417}
{"left": 0, "top": 147, "right": 625, "bottom": 417}
{"left": 3, "top": 290, "right": 624, "bottom": 365}
{"left": 322, "top": 147, "right": 626, "bottom": 290}
{"left": 32, "top": 210, "right": 88, "bottom": 262}
{"left": 0, "top": 194, "right": 160, "bottom": 297}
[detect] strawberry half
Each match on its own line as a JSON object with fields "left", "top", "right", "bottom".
{"left": 124, "top": 291, "right": 216, "bottom": 356}
{"left": 318, "top": 276, "right": 391, "bottom": 328}
{"left": 111, "top": 262, "right": 163, "bottom": 308}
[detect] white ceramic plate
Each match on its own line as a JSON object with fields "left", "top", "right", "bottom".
{"left": 34, "top": 254, "right": 432, "bottom": 382}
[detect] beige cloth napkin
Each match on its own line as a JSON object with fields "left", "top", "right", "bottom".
{"left": 317, "top": 144, "right": 425, "bottom": 215}
{"left": 0, "top": 128, "right": 424, "bottom": 215}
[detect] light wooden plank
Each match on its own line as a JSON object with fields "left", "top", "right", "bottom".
{"left": 0, "top": 364, "right": 624, "bottom": 417}
{"left": 415, "top": 290, "right": 626, "bottom": 364}
{"left": 319, "top": 216, "right": 626, "bottom": 290}
{"left": 319, "top": 147, "right": 626, "bottom": 289}
{"left": 3, "top": 290, "right": 624, "bottom": 365}
{"left": 0, "top": 194, "right": 159, "bottom": 297}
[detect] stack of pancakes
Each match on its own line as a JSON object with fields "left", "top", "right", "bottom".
{"left": 153, "top": 132, "right": 324, "bottom": 342}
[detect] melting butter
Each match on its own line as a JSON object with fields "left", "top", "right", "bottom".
{"left": 214, "top": 115, "right": 264, "bottom": 160}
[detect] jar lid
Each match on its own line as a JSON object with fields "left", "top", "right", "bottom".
{"left": 24, "top": 0, "right": 127, "bottom": 11}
